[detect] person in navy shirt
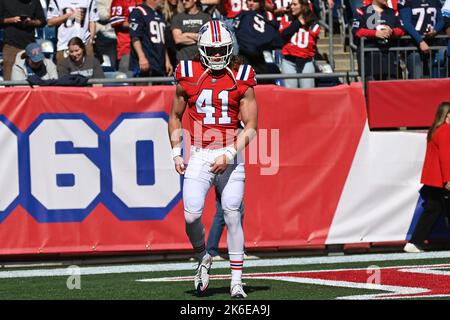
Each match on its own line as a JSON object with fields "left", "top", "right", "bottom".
{"left": 398, "top": 0, "right": 445, "bottom": 78}
{"left": 233, "top": 0, "right": 282, "bottom": 82}
{"left": 129, "top": 0, "right": 173, "bottom": 78}
{"left": 352, "top": 0, "right": 405, "bottom": 80}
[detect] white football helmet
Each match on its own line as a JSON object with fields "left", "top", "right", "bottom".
{"left": 198, "top": 20, "right": 234, "bottom": 71}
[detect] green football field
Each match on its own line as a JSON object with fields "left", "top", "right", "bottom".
{"left": 1, "top": 251, "right": 450, "bottom": 300}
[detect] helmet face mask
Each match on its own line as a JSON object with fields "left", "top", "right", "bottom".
{"left": 198, "top": 21, "right": 234, "bottom": 70}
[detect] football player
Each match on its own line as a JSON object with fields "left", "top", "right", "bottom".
{"left": 168, "top": 20, "right": 258, "bottom": 299}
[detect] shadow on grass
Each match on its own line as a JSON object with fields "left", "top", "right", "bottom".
{"left": 185, "top": 285, "right": 271, "bottom": 298}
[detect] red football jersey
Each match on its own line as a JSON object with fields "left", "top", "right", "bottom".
{"left": 279, "top": 17, "right": 320, "bottom": 59}
{"left": 175, "top": 60, "right": 256, "bottom": 149}
{"left": 223, "top": 0, "right": 248, "bottom": 19}
{"left": 110, "top": 0, "right": 143, "bottom": 59}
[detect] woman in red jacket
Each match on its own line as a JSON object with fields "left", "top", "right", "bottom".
{"left": 404, "top": 101, "right": 450, "bottom": 253}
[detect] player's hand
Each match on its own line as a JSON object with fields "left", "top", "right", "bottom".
{"left": 174, "top": 156, "right": 185, "bottom": 175}
{"left": 139, "top": 57, "right": 150, "bottom": 73}
{"left": 210, "top": 154, "right": 229, "bottom": 175}
{"left": 445, "top": 182, "right": 450, "bottom": 191}
{"left": 419, "top": 41, "right": 430, "bottom": 54}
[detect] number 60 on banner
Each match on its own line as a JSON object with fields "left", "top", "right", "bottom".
{"left": 0, "top": 113, "right": 182, "bottom": 223}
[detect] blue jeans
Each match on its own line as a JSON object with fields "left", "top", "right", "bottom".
{"left": 206, "top": 191, "right": 244, "bottom": 257}
{"left": 406, "top": 52, "right": 425, "bottom": 79}
{"left": 281, "top": 57, "right": 315, "bottom": 89}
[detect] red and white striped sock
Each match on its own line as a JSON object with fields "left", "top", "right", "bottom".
{"left": 229, "top": 252, "right": 244, "bottom": 283}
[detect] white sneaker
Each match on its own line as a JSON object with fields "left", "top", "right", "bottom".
{"left": 194, "top": 254, "right": 212, "bottom": 295}
{"left": 230, "top": 282, "right": 247, "bottom": 299}
{"left": 403, "top": 243, "right": 424, "bottom": 253}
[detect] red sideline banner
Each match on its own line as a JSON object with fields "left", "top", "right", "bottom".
{"left": 367, "top": 78, "right": 450, "bottom": 128}
{"left": 0, "top": 83, "right": 365, "bottom": 256}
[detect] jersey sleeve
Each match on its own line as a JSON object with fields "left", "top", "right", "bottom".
{"left": 129, "top": 7, "right": 145, "bottom": 39}
{"left": 110, "top": 0, "right": 126, "bottom": 27}
{"left": 236, "top": 64, "right": 257, "bottom": 94}
{"left": 89, "top": 0, "right": 99, "bottom": 22}
{"left": 47, "top": 0, "right": 61, "bottom": 19}
{"left": 174, "top": 60, "right": 195, "bottom": 91}
{"left": 310, "top": 23, "right": 321, "bottom": 39}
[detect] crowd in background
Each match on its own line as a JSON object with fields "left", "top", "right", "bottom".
{"left": 0, "top": 0, "right": 449, "bottom": 87}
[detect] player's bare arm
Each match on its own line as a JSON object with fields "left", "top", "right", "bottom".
{"left": 210, "top": 87, "right": 258, "bottom": 174}
{"left": 168, "top": 84, "right": 188, "bottom": 175}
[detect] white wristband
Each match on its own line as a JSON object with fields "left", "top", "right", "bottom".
{"left": 172, "top": 147, "right": 182, "bottom": 159}
{"left": 224, "top": 145, "right": 237, "bottom": 162}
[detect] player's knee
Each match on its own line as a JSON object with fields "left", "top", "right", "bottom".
{"left": 184, "top": 196, "right": 204, "bottom": 216}
{"left": 184, "top": 211, "right": 202, "bottom": 225}
{"left": 223, "top": 209, "right": 242, "bottom": 232}
{"left": 221, "top": 195, "right": 242, "bottom": 213}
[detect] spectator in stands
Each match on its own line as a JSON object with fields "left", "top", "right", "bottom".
{"left": 111, "top": 0, "right": 143, "bottom": 75}
{"left": 163, "top": 0, "right": 183, "bottom": 67}
{"left": 404, "top": 101, "right": 450, "bottom": 253}
{"left": 234, "top": 0, "right": 282, "bottom": 82}
{"left": 57, "top": 36, "right": 105, "bottom": 78}
{"left": 95, "top": 0, "right": 118, "bottom": 70}
{"left": 279, "top": 0, "right": 320, "bottom": 89}
{"left": 0, "top": 0, "right": 46, "bottom": 80}
{"left": 128, "top": 0, "right": 173, "bottom": 78}
{"left": 352, "top": 0, "right": 405, "bottom": 81}
{"left": 11, "top": 42, "right": 58, "bottom": 81}
{"left": 47, "top": 0, "right": 100, "bottom": 64}
{"left": 398, "top": 0, "right": 445, "bottom": 78}
{"left": 171, "top": 0, "right": 211, "bottom": 62}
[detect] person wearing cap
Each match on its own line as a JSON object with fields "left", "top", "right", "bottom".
{"left": 11, "top": 42, "right": 58, "bottom": 81}
{"left": 0, "top": 0, "right": 47, "bottom": 80}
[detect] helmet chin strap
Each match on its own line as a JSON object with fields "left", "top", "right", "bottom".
{"left": 225, "top": 66, "right": 238, "bottom": 91}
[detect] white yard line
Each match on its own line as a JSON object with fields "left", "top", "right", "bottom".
{"left": 0, "top": 251, "right": 450, "bottom": 279}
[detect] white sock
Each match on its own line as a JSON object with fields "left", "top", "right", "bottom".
{"left": 229, "top": 252, "right": 244, "bottom": 284}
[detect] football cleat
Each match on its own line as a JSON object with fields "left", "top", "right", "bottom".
{"left": 230, "top": 282, "right": 247, "bottom": 299}
{"left": 403, "top": 243, "right": 424, "bottom": 253}
{"left": 194, "top": 254, "right": 212, "bottom": 295}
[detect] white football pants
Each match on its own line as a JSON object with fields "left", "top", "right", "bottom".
{"left": 183, "top": 146, "right": 245, "bottom": 255}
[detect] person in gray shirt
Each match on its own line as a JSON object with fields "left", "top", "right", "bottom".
{"left": 171, "top": 0, "right": 211, "bottom": 62}
{"left": 57, "top": 36, "right": 105, "bottom": 78}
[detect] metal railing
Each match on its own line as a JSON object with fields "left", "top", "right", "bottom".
{"left": 318, "top": 0, "right": 335, "bottom": 68}
{"left": 0, "top": 72, "right": 360, "bottom": 87}
{"left": 359, "top": 35, "right": 448, "bottom": 88}
{"left": 348, "top": 32, "right": 449, "bottom": 88}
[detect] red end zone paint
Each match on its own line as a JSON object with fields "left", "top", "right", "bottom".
{"left": 142, "top": 264, "right": 450, "bottom": 299}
